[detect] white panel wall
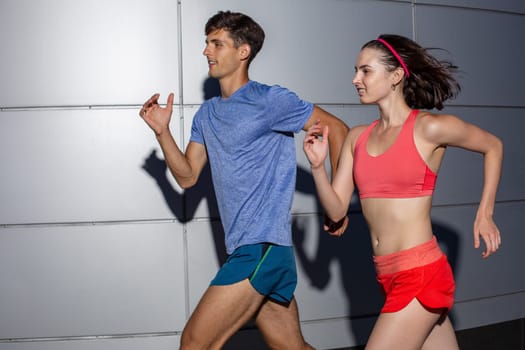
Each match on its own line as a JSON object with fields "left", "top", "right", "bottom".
{"left": 0, "top": 223, "right": 186, "bottom": 339}
{"left": 0, "top": 0, "right": 179, "bottom": 107}
{"left": 1, "top": 0, "right": 523, "bottom": 349}
{"left": 416, "top": 6, "right": 525, "bottom": 106}
{"left": 0, "top": 109, "right": 184, "bottom": 223}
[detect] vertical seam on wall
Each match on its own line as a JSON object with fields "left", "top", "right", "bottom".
{"left": 176, "top": 0, "right": 190, "bottom": 320}
{"left": 412, "top": 0, "right": 417, "bottom": 41}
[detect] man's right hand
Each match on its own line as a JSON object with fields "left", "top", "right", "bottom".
{"left": 140, "top": 93, "right": 175, "bottom": 136}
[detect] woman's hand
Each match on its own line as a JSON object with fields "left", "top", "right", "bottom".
{"left": 303, "top": 120, "right": 329, "bottom": 169}
{"left": 473, "top": 213, "right": 501, "bottom": 259}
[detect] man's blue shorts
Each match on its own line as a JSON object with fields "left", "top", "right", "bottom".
{"left": 210, "top": 243, "right": 297, "bottom": 304}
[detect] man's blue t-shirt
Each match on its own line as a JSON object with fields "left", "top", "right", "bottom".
{"left": 190, "top": 80, "right": 313, "bottom": 254}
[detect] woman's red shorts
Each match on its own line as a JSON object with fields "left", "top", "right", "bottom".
{"left": 374, "top": 236, "right": 455, "bottom": 313}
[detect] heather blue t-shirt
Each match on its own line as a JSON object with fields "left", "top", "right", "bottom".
{"left": 190, "top": 80, "right": 313, "bottom": 254}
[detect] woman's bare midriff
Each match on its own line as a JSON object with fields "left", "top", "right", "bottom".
{"left": 361, "top": 196, "right": 435, "bottom": 256}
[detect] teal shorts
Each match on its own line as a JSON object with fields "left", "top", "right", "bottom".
{"left": 210, "top": 243, "right": 297, "bottom": 303}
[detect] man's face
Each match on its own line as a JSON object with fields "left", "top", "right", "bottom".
{"left": 203, "top": 29, "right": 247, "bottom": 80}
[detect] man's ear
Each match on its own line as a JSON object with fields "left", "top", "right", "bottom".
{"left": 239, "top": 43, "right": 251, "bottom": 61}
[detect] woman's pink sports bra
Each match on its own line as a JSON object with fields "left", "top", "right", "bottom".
{"left": 353, "top": 110, "right": 437, "bottom": 199}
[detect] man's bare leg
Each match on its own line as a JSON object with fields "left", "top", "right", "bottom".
{"left": 180, "top": 279, "right": 265, "bottom": 350}
{"left": 255, "top": 297, "right": 315, "bottom": 350}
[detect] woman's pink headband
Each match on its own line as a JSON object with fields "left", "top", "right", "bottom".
{"left": 377, "top": 37, "right": 410, "bottom": 78}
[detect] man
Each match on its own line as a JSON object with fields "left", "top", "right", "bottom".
{"left": 140, "top": 10, "right": 349, "bottom": 349}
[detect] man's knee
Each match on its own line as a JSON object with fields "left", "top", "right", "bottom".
{"left": 180, "top": 325, "right": 229, "bottom": 350}
{"left": 180, "top": 332, "right": 210, "bottom": 350}
{"left": 179, "top": 330, "right": 197, "bottom": 350}
{"left": 180, "top": 327, "right": 208, "bottom": 350}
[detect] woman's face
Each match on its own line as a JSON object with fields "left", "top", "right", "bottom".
{"left": 352, "top": 48, "right": 394, "bottom": 104}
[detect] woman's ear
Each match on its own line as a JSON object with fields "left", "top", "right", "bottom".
{"left": 390, "top": 67, "right": 405, "bottom": 89}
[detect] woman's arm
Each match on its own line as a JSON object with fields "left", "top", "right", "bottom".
{"left": 304, "top": 123, "right": 359, "bottom": 223}
{"left": 304, "top": 106, "right": 349, "bottom": 176}
{"left": 422, "top": 113, "right": 503, "bottom": 258}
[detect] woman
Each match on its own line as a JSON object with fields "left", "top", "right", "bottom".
{"left": 303, "top": 34, "right": 503, "bottom": 349}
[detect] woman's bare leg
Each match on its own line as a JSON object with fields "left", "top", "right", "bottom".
{"left": 422, "top": 315, "right": 459, "bottom": 350}
{"left": 365, "top": 299, "right": 456, "bottom": 350}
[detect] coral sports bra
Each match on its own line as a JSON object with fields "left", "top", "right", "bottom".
{"left": 353, "top": 110, "right": 437, "bottom": 199}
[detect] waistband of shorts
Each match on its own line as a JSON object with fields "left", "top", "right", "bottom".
{"left": 373, "top": 236, "right": 443, "bottom": 275}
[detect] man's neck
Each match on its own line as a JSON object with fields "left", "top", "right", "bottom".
{"left": 219, "top": 73, "right": 250, "bottom": 99}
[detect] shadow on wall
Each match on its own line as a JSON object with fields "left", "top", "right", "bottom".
{"left": 203, "top": 76, "right": 221, "bottom": 100}
{"left": 140, "top": 77, "right": 462, "bottom": 348}
{"left": 141, "top": 149, "right": 228, "bottom": 265}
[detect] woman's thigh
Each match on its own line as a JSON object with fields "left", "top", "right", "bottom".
{"left": 365, "top": 298, "right": 444, "bottom": 350}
